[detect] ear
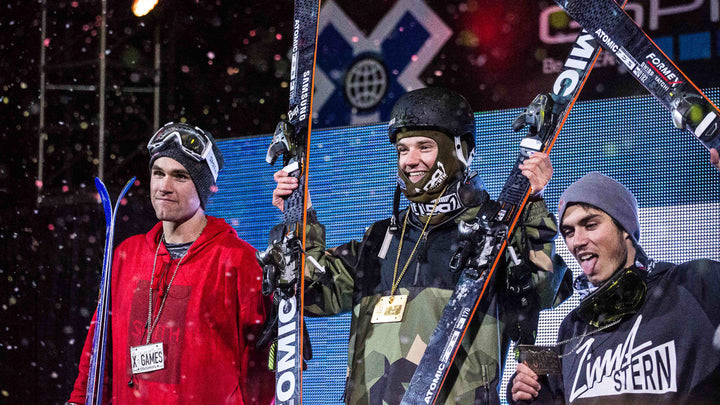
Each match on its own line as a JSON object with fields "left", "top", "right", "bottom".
{"left": 622, "top": 230, "right": 637, "bottom": 264}
{"left": 621, "top": 229, "right": 634, "bottom": 247}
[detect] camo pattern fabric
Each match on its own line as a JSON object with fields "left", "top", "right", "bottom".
{"left": 303, "top": 199, "right": 571, "bottom": 404}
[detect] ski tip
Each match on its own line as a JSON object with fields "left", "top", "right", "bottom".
{"left": 118, "top": 176, "right": 137, "bottom": 202}
{"left": 94, "top": 177, "right": 112, "bottom": 224}
{"left": 121, "top": 176, "right": 137, "bottom": 194}
{"left": 94, "top": 177, "right": 106, "bottom": 192}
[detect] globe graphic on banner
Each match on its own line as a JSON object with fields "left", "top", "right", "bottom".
{"left": 344, "top": 57, "right": 388, "bottom": 110}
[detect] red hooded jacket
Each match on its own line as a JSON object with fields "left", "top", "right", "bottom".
{"left": 69, "top": 216, "right": 274, "bottom": 404}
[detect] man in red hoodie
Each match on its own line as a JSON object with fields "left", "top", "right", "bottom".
{"left": 67, "top": 122, "right": 274, "bottom": 404}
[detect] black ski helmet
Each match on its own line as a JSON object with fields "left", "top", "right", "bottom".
{"left": 388, "top": 87, "right": 476, "bottom": 168}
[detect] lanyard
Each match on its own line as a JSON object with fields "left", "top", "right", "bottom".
{"left": 145, "top": 235, "right": 185, "bottom": 344}
{"left": 390, "top": 185, "right": 446, "bottom": 297}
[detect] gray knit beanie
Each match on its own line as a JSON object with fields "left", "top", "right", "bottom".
{"left": 148, "top": 123, "right": 224, "bottom": 209}
{"left": 558, "top": 172, "right": 640, "bottom": 243}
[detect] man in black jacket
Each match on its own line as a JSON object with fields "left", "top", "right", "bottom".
{"left": 509, "top": 171, "right": 720, "bottom": 404}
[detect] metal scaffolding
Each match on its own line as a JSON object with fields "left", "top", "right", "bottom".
{"left": 37, "top": 0, "right": 160, "bottom": 204}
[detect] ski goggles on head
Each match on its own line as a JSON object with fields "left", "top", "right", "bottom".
{"left": 147, "top": 122, "right": 220, "bottom": 180}
{"left": 575, "top": 266, "right": 647, "bottom": 328}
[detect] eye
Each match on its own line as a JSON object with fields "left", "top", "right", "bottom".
{"left": 560, "top": 228, "right": 574, "bottom": 238}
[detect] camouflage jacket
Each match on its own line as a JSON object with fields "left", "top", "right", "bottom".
{"left": 303, "top": 199, "right": 571, "bottom": 404}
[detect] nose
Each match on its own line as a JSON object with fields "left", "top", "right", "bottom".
{"left": 402, "top": 148, "right": 421, "bottom": 167}
{"left": 156, "top": 176, "right": 173, "bottom": 194}
{"left": 570, "top": 228, "right": 589, "bottom": 251}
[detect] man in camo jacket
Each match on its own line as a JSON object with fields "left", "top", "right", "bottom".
{"left": 272, "top": 87, "right": 572, "bottom": 404}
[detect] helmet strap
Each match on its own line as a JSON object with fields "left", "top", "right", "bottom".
{"left": 390, "top": 185, "right": 401, "bottom": 234}
{"left": 455, "top": 136, "right": 469, "bottom": 168}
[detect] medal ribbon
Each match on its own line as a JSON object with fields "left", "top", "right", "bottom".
{"left": 390, "top": 186, "right": 447, "bottom": 298}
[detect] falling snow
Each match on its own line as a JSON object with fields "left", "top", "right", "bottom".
{"left": 2, "top": 1, "right": 297, "bottom": 401}
{"left": 2, "top": 0, "right": 720, "bottom": 403}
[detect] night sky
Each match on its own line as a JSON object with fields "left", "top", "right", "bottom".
{"left": 1, "top": 0, "right": 303, "bottom": 208}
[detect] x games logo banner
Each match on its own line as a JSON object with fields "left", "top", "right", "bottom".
{"left": 314, "top": 0, "right": 450, "bottom": 128}
{"left": 313, "top": 0, "right": 720, "bottom": 129}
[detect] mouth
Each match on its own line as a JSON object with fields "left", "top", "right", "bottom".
{"left": 154, "top": 197, "right": 176, "bottom": 204}
{"left": 406, "top": 170, "right": 427, "bottom": 183}
{"left": 577, "top": 252, "right": 598, "bottom": 274}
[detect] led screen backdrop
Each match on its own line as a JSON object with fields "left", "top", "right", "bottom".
{"left": 207, "top": 89, "right": 720, "bottom": 404}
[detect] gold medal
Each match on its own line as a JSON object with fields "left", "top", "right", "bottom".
{"left": 376, "top": 187, "right": 446, "bottom": 325}
{"left": 371, "top": 295, "right": 408, "bottom": 323}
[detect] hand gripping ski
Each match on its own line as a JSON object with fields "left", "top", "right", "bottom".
{"left": 400, "top": 2, "right": 629, "bottom": 401}
{"left": 254, "top": 0, "right": 321, "bottom": 403}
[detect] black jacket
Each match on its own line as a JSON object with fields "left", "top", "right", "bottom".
{"left": 508, "top": 258, "right": 720, "bottom": 404}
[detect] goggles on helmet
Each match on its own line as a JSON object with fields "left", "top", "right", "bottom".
{"left": 147, "top": 122, "right": 220, "bottom": 181}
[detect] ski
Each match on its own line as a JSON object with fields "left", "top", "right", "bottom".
{"left": 254, "top": 0, "right": 320, "bottom": 403}
{"left": 552, "top": 0, "right": 720, "bottom": 152}
{"left": 400, "top": 2, "right": 628, "bottom": 402}
{"left": 85, "top": 177, "right": 135, "bottom": 405}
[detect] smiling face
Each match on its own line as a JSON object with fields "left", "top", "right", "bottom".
{"left": 150, "top": 157, "right": 202, "bottom": 224}
{"left": 396, "top": 135, "right": 438, "bottom": 184}
{"left": 560, "top": 204, "right": 636, "bottom": 286}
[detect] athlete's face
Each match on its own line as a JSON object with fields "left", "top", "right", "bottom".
{"left": 150, "top": 157, "right": 202, "bottom": 224}
{"left": 396, "top": 136, "right": 438, "bottom": 184}
{"left": 560, "top": 205, "right": 636, "bottom": 286}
